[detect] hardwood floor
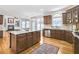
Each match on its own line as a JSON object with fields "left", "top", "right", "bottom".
{"left": 43, "top": 37, "right": 74, "bottom": 54}
{"left": 0, "top": 31, "right": 74, "bottom": 54}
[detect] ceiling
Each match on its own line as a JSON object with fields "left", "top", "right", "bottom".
{"left": 0, "top": 5, "right": 73, "bottom": 18}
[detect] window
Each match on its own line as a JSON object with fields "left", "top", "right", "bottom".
{"left": 21, "top": 19, "right": 30, "bottom": 30}
{"left": 21, "top": 21, "right": 26, "bottom": 29}
{"left": 36, "top": 18, "right": 41, "bottom": 30}
{"left": 26, "top": 21, "right": 30, "bottom": 28}
{"left": 52, "top": 12, "right": 63, "bottom": 27}
{"left": 52, "top": 17, "right": 62, "bottom": 27}
{"left": 31, "top": 17, "right": 44, "bottom": 30}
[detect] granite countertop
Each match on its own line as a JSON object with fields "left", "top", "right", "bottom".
{"left": 72, "top": 32, "right": 79, "bottom": 39}
{"left": 44, "top": 28, "right": 73, "bottom": 32}
{"left": 9, "top": 30, "right": 40, "bottom": 35}
{"left": 44, "top": 28, "right": 79, "bottom": 39}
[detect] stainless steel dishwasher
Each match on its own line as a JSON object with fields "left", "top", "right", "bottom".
{"left": 44, "top": 29, "right": 51, "bottom": 37}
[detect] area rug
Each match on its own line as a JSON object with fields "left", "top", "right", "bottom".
{"left": 32, "top": 43, "right": 59, "bottom": 54}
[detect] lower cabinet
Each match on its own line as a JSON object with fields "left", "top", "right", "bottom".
{"left": 17, "top": 33, "right": 28, "bottom": 52}
{"left": 51, "top": 30, "right": 56, "bottom": 39}
{"left": 10, "top": 31, "right": 41, "bottom": 53}
{"left": 26, "top": 32, "right": 33, "bottom": 47}
{"left": 43, "top": 29, "right": 74, "bottom": 44}
{"left": 54, "top": 30, "right": 64, "bottom": 40}
{"left": 65, "top": 31, "right": 74, "bottom": 44}
{"left": 32, "top": 31, "right": 40, "bottom": 45}
{"left": 43, "top": 29, "right": 79, "bottom": 53}
{"left": 74, "top": 37, "right": 79, "bottom": 54}
{"left": 0, "top": 31, "right": 3, "bottom": 38}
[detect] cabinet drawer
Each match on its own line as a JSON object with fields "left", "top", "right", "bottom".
{"left": 27, "top": 32, "right": 32, "bottom": 36}
{"left": 17, "top": 34, "right": 26, "bottom": 38}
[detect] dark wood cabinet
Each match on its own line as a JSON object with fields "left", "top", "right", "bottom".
{"left": 17, "top": 33, "right": 28, "bottom": 52}
{"left": 10, "top": 31, "right": 41, "bottom": 53}
{"left": 0, "top": 15, "right": 3, "bottom": 24}
{"left": 74, "top": 37, "right": 79, "bottom": 54}
{"left": 10, "top": 33, "right": 28, "bottom": 53}
{"left": 10, "top": 34, "right": 16, "bottom": 51}
{"left": 72, "top": 6, "right": 79, "bottom": 24}
{"left": 26, "top": 32, "right": 33, "bottom": 47}
{"left": 32, "top": 31, "right": 40, "bottom": 45}
{"left": 51, "top": 30, "right": 56, "bottom": 39}
{"left": 63, "top": 5, "right": 79, "bottom": 24}
{"left": 44, "top": 15, "right": 52, "bottom": 24}
{"left": 62, "top": 13, "right": 67, "bottom": 24}
{"left": 0, "top": 31, "right": 3, "bottom": 38}
{"left": 59, "top": 30, "right": 65, "bottom": 40}
{"left": 43, "top": 29, "right": 74, "bottom": 44}
{"left": 43, "top": 29, "right": 45, "bottom": 37}
{"left": 36, "top": 31, "right": 40, "bottom": 43}
{"left": 66, "top": 9, "right": 72, "bottom": 24}
{"left": 65, "top": 31, "right": 74, "bottom": 44}
{"left": 51, "top": 30, "right": 65, "bottom": 40}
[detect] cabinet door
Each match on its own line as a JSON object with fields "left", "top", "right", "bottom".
{"left": 17, "top": 34, "right": 27, "bottom": 52}
{"left": 66, "top": 9, "right": 72, "bottom": 24}
{"left": 10, "top": 34, "right": 16, "bottom": 51}
{"left": 43, "top": 29, "right": 45, "bottom": 37}
{"left": 32, "top": 32, "right": 36, "bottom": 44}
{"left": 44, "top": 15, "right": 52, "bottom": 24}
{"left": 51, "top": 30, "right": 56, "bottom": 39}
{"left": 0, "top": 15, "right": 3, "bottom": 24}
{"left": 65, "top": 31, "right": 69, "bottom": 43}
{"left": 36, "top": 31, "right": 40, "bottom": 43}
{"left": 55, "top": 30, "right": 59, "bottom": 39}
{"left": 72, "top": 6, "right": 79, "bottom": 24}
{"left": 65, "top": 31, "right": 73, "bottom": 44}
{"left": 32, "top": 31, "right": 40, "bottom": 45}
{"left": 53, "top": 30, "right": 64, "bottom": 40}
{"left": 0, "top": 31, "right": 3, "bottom": 38}
{"left": 27, "top": 32, "right": 33, "bottom": 47}
{"left": 59, "top": 30, "right": 65, "bottom": 40}
{"left": 74, "top": 37, "right": 79, "bottom": 54}
{"left": 62, "top": 13, "right": 67, "bottom": 24}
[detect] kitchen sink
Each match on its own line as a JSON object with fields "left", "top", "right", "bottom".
{"left": 74, "top": 32, "right": 79, "bottom": 36}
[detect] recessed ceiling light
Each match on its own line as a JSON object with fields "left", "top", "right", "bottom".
{"left": 40, "top": 9, "right": 44, "bottom": 11}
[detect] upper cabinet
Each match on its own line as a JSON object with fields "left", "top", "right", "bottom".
{"left": 44, "top": 15, "right": 52, "bottom": 25}
{"left": 0, "top": 15, "right": 3, "bottom": 24}
{"left": 62, "top": 13, "right": 67, "bottom": 24}
{"left": 62, "top": 5, "right": 79, "bottom": 24}
{"left": 72, "top": 6, "right": 79, "bottom": 24}
{"left": 66, "top": 9, "right": 72, "bottom": 24}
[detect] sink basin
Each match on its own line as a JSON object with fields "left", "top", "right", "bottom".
{"left": 74, "top": 32, "right": 79, "bottom": 36}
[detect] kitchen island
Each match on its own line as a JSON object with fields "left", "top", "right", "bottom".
{"left": 9, "top": 30, "right": 41, "bottom": 53}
